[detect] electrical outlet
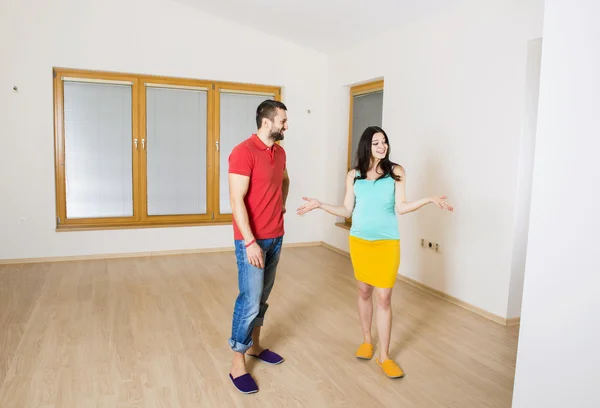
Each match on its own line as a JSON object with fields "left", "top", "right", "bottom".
{"left": 18, "top": 217, "right": 27, "bottom": 226}
{"left": 422, "top": 239, "right": 442, "bottom": 253}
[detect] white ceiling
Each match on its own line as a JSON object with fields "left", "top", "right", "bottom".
{"left": 176, "top": 0, "right": 464, "bottom": 53}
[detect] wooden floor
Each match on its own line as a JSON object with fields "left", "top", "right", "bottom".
{"left": 0, "top": 245, "right": 520, "bottom": 408}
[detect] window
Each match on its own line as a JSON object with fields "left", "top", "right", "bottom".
{"left": 53, "top": 68, "right": 281, "bottom": 230}
{"left": 347, "top": 80, "right": 384, "bottom": 170}
{"left": 340, "top": 80, "right": 384, "bottom": 227}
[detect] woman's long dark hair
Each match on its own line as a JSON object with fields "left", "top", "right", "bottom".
{"left": 354, "top": 126, "right": 402, "bottom": 182}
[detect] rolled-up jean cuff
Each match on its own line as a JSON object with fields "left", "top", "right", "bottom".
{"left": 254, "top": 317, "right": 264, "bottom": 327}
{"left": 229, "top": 338, "right": 253, "bottom": 354}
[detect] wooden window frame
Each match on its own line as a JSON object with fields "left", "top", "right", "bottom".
{"left": 53, "top": 67, "right": 281, "bottom": 231}
{"left": 339, "top": 79, "right": 384, "bottom": 229}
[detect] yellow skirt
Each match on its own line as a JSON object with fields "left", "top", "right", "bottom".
{"left": 349, "top": 236, "right": 400, "bottom": 288}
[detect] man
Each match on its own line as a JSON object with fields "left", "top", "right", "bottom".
{"left": 227, "top": 99, "right": 290, "bottom": 394}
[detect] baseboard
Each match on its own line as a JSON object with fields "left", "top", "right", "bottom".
{"left": 396, "top": 274, "right": 508, "bottom": 326}
{"left": 0, "top": 241, "right": 322, "bottom": 265}
{"left": 318, "top": 241, "right": 518, "bottom": 327}
{"left": 319, "top": 241, "right": 350, "bottom": 257}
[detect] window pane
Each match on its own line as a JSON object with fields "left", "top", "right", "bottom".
{"left": 63, "top": 81, "right": 133, "bottom": 219}
{"left": 146, "top": 87, "right": 207, "bottom": 216}
{"left": 219, "top": 92, "right": 274, "bottom": 214}
{"left": 351, "top": 91, "right": 383, "bottom": 167}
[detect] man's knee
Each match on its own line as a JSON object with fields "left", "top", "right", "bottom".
{"left": 246, "top": 295, "right": 261, "bottom": 317}
{"left": 233, "top": 290, "right": 261, "bottom": 318}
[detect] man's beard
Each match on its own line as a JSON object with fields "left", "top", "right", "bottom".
{"left": 270, "top": 128, "right": 285, "bottom": 141}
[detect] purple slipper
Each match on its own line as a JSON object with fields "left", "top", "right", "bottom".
{"left": 247, "top": 349, "right": 284, "bottom": 365}
{"left": 229, "top": 373, "right": 258, "bottom": 394}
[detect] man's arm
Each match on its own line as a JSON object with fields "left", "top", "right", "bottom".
{"left": 229, "top": 173, "right": 264, "bottom": 268}
{"left": 229, "top": 173, "right": 254, "bottom": 243}
{"left": 282, "top": 169, "right": 290, "bottom": 213}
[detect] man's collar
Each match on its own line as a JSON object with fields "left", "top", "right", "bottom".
{"left": 251, "top": 134, "right": 276, "bottom": 151}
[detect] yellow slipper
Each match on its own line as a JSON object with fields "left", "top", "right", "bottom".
{"left": 355, "top": 343, "right": 374, "bottom": 360}
{"left": 376, "top": 359, "right": 405, "bottom": 379}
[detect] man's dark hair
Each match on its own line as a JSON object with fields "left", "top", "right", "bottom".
{"left": 256, "top": 100, "right": 287, "bottom": 129}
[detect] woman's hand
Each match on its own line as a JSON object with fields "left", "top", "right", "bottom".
{"left": 430, "top": 196, "right": 454, "bottom": 212}
{"left": 296, "top": 197, "right": 322, "bottom": 216}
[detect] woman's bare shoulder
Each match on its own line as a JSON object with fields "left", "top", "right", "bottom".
{"left": 392, "top": 164, "right": 405, "bottom": 176}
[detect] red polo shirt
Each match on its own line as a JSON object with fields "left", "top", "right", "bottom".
{"left": 228, "top": 134, "right": 286, "bottom": 241}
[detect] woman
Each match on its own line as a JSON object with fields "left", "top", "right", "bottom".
{"left": 296, "top": 126, "right": 453, "bottom": 379}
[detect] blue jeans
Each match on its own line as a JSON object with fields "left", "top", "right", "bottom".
{"left": 229, "top": 236, "right": 283, "bottom": 354}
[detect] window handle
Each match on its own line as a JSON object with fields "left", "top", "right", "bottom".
{"left": 142, "top": 139, "right": 146, "bottom": 150}
{"left": 134, "top": 139, "right": 138, "bottom": 150}
{"left": 216, "top": 141, "right": 219, "bottom": 152}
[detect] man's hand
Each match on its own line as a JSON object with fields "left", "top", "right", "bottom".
{"left": 246, "top": 241, "right": 264, "bottom": 269}
{"left": 282, "top": 205, "right": 287, "bottom": 215}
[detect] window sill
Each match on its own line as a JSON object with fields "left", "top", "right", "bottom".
{"left": 335, "top": 221, "right": 351, "bottom": 231}
{"left": 55, "top": 220, "right": 232, "bottom": 232}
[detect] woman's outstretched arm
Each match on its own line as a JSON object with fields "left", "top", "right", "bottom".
{"left": 393, "top": 166, "right": 454, "bottom": 215}
{"left": 297, "top": 170, "right": 356, "bottom": 218}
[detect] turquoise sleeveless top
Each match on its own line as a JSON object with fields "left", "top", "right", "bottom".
{"left": 350, "top": 170, "right": 400, "bottom": 241}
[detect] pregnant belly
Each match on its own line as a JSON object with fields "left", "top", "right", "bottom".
{"left": 351, "top": 213, "right": 399, "bottom": 239}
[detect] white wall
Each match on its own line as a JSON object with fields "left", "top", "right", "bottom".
{"left": 507, "top": 38, "right": 542, "bottom": 319}
{"left": 512, "top": 1, "right": 600, "bottom": 407}
{"left": 0, "top": 0, "right": 328, "bottom": 259}
{"left": 319, "top": 0, "right": 545, "bottom": 318}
